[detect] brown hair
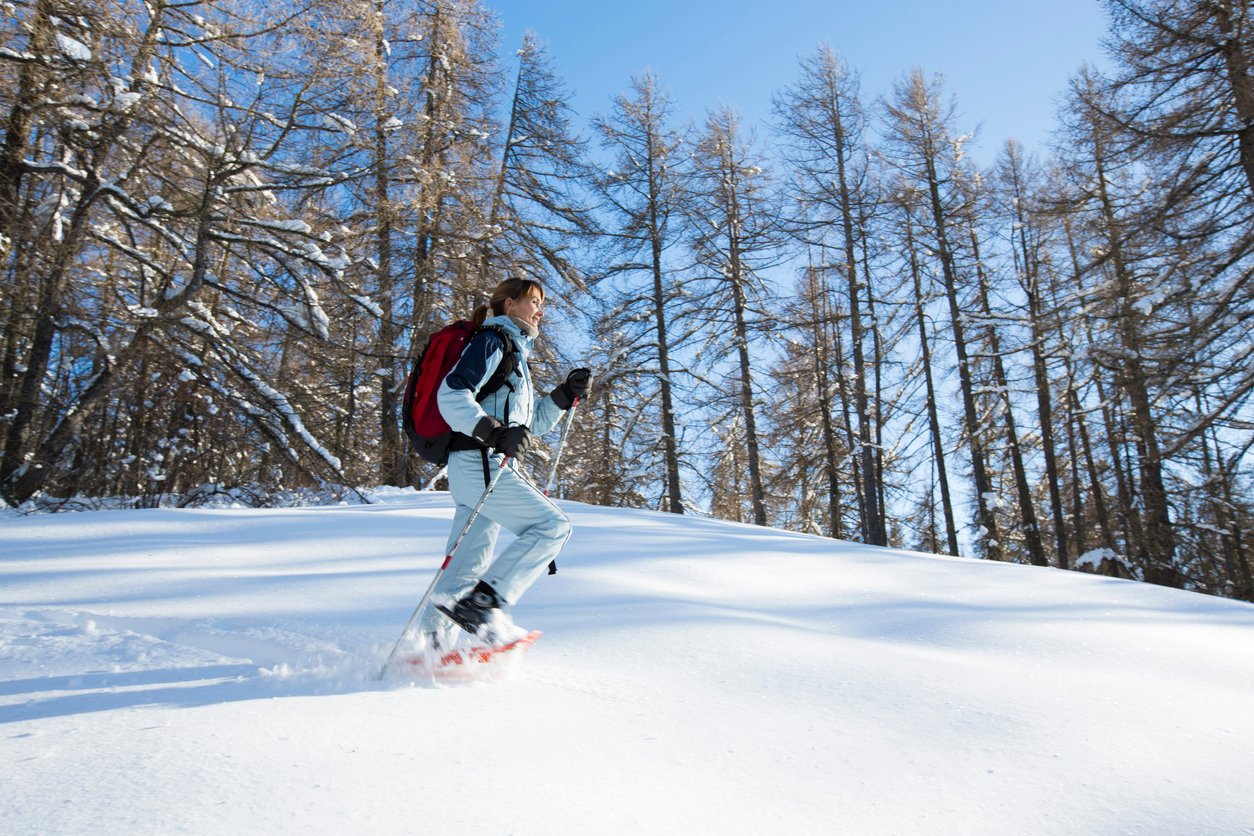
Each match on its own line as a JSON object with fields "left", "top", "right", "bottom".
{"left": 471, "top": 278, "right": 545, "bottom": 326}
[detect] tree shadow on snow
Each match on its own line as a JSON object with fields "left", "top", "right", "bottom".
{"left": 0, "top": 655, "right": 408, "bottom": 725}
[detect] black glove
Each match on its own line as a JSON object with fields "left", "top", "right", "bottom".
{"left": 551, "top": 367, "right": 593, "bottom": 410}
{"left": 488, "top": 424, "right": 533, "bottom": 458}
{"left": 471, "top": 416, "right": 533, "bottom": 458}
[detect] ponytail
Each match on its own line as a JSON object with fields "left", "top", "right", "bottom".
{"left": 472, "top": 278, "right": 545, "bottom": 325}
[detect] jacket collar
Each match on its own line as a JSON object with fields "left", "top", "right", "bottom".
{"left": 483, "top": 314, "right": 535, "bottom": 356}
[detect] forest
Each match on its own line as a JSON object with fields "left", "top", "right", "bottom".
{"left": 0, "top": 0, "right": 1250, "bottom": 601}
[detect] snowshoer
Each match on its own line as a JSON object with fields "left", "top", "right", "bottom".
{"left": 419, "top": 278, "right": 591, "bottom": 649}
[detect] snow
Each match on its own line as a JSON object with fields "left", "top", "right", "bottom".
{"left": 3, "top": 491, "right": 1253, "bottom": 834}
{"left": 349, "top": 293, "right": 383, "bottom": 317}
{"left": 55, "top": 33, "right": 92, "bottom": 62}
{"left": 111, "top": 91, "right": 142, "bottom": 112}
{"left": 1075, "top": 547, "right": 1122, "bottom": 570}
{"left": 0, "top": 47, "right": 36, "bottom": 62}
{"left": 323, "top": 113, "right": 358, "bottom": 135}
{"left": 249, "top": 218, "right": 312, "bottom": 234}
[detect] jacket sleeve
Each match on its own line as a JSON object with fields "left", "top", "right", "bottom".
{"left": 530, "top": 391, "right": 565, "bottom": 437}
{"left": 437, "top": 331, "right": 505, "bottom": 437}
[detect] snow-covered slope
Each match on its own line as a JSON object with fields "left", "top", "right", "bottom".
{"left": 3, "top": 490, "right": 1253, "bottom": 835}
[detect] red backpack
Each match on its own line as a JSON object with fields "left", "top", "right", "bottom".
{"left": 401, "top": 322, "right": 518, "bottom": 465}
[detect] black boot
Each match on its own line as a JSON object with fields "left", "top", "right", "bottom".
{"left": 436, "top": 580, "right": 502, "bottom": 636}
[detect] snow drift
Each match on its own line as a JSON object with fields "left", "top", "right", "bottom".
{"left": 3, "top": 489, "right": 1253, "bottom": 834}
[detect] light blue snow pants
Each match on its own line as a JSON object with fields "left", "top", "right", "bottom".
{"left": 419, "top": 449, "right": 571, "bottom": 634}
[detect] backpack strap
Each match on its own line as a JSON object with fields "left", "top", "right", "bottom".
{"left": 447, "top": 325, "right": 522, "bottom": 456}
{"left": 473, "top": 325, "right": 519, "bottom": 402}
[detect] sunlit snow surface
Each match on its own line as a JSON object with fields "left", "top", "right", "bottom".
{"left": 3, "top": 489, "right": 1253, "bottom": 834}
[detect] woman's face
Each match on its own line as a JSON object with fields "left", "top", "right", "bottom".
{"left": 505, "top": 287, "right": 544, "bottom": 329}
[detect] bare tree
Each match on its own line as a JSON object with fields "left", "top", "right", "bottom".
{"left": 687, "top": 106, "right": 784, "bottom": 527}
{"left": 0, "top": 0, "right": 363, "bottom": 505}
{"left": 1099, "top": 0, "right": 1254, "bottom": 198}
{"left": 993, "top": 140, "right": 1071, "bottom": 568}
{"left": 774, "top": 44, "right": 885, "bottom": 544}
{"left": 891, "top": 183, "right": 960, "bottom": 556}
{"left": 591, "top": 72, "right": 692, "bottom": 513}
{"left": 482, "top": 31, "right": 597, "bottom": 293}
{"left": 882, "top": 70, "right": 1003, "bottom": 559}
{"left": 764, "top": 261, "right": 854, "bottom": 537}
{"left": 960, "top": 178, "right": 1048, "bottom": 567}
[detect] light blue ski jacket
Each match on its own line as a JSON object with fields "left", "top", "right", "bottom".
{"left": 437, "top": 314, "right": 564, "bottom": 440}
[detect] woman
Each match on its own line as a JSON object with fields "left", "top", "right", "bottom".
{"left": 420, "top": 278, "right": 591, "bottom": 648}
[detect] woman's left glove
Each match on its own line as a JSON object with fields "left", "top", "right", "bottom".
{"left": 551, "top": 368, "right": 592, "bottom": 410}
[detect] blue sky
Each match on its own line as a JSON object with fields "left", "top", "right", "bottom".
{"left": 491, "top": 0, "right": 1112, "bottom": 164}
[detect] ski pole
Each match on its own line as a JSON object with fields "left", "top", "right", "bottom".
{"left": 540, "top": 396, "right": 579, "bottom": 576}
{"left": 378, "top": 455, "right": 511, "bottom": 678}
{"left": 544, "top": 395, "right": 579, "bottom": 496}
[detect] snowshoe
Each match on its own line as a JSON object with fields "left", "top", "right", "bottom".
{"left": 403, "top": 630, "right": 542, "bottom": 683}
